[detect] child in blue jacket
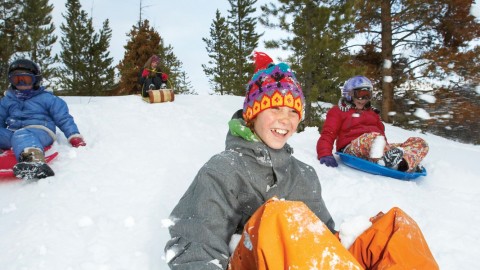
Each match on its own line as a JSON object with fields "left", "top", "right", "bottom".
{"left": 0, "top": 59, "right": 86, "bottom": 180}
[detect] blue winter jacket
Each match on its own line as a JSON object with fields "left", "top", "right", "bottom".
{"left": 0, "top": 87, "right": 80, "bottom": 140}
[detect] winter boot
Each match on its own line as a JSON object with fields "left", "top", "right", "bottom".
{"left": 414, "top": 164, "right": 425, "bottom": 173}
{"left": 13, "top": 148, "right": 54, "bottom": 181}
{"left": 382, "top": 148, "right": 404, "bottom": 169}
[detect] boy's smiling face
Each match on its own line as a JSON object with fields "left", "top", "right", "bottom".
{"left": 252, "top": 106, "right": 300, "bottom": 149}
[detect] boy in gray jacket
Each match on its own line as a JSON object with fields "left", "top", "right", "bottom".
{"left": 165, "top": 57, "right": 335, "bottom": 269}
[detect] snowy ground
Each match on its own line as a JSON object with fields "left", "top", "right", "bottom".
{"left": 0, "top": 94, "right": 479, "bottom": 269}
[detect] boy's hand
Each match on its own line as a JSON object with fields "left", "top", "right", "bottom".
{"left": 69, "top": 136, "right": 86, "bottom": 148}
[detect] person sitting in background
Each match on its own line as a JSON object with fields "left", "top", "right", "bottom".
{"left": 139, "top": 55, "right": 169, "bottom": 97}
{"left": 0, "top": 59, "right": 86, "bottom": 180}
{"left": 164, "top": 54, "right": 438, "bottom": 270}
{"left": 317, "top": 75, "right": 429, "bottom": 172}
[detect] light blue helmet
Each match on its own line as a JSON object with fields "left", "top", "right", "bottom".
{"left": 342, "top": 76, "right": 373, "bottom": 101}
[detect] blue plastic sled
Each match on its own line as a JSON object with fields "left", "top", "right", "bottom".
{"left": 336, "top": 152, "right": 427, "bottom": 181}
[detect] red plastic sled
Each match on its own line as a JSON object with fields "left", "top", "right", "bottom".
{"left": 0, "top": 147, "right": 58, "bottom": 180}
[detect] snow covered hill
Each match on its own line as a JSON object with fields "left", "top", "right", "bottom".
{"left": 1, "top": 94, "right": 479, "bottom": 269}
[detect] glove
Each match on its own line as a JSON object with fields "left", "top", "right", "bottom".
{"left": 161, "top": 73, "right": 168, "bottom": 81}
{"left": 141, "top": 69, "right": 149, "bottom": 78}
{"left": 69, "top": 136, "right": 86, "bottom": 148}
{"left": 319, "top": 155, "right": 338, "bottom": 167}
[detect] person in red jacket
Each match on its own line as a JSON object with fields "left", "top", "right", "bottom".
{"left": 138, "top": 55, "right": 169, "bottom": 97}
{"left": 316, "top": 75, "right": 428, "bottom": 172}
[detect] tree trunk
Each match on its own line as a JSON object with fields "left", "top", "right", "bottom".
{"left": 303, "top": 70, "right": 314, "bottom": 128}
{"left": 381, "top": 0, "right": 394, "bottom": 123}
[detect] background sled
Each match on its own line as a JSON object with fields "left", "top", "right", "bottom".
{"left": 145, "top": 88, "right": 174, "bottom": 103}
{"left": 141, "top": 79, "right": 175, "bottom": 104}
{"left": 336, "top": 152, "right": 427, "bottom": 181}
{"left": 0, "top": 148, "right": 58, "bottom": 180}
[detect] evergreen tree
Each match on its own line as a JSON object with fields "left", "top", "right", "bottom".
{"left": 84, "top": 19, "right": 115, "bottom": 95}
{"left": 202, "top": 9, "right": 236, "bottom": 95}
{"left": 0, "top": 0, "right": 22, "bottom": 89}
{"left": 18, "top": 0, "right": 58, "bottom": 88}
{"left": 261, "top": 0, "right": 356, "bottom": 127}
{"left": 175, "top": 71, "right": 197, "bottom": 95}
{"left": 117, "top": 20, "right": 160, "bottom": 95}
{"left": 227, "top": 0, "right": 261, "bottom": 96}
{"left": 58, "top": 0, "right": 114, "bottom": 95}
{"left": 353, "top": 0, "right": 480, "bottom": 122}
{"left": 160, "top": 42, "right": 191, "bottom": 94}
{"left": 58, "top": 0, "right": 91, "bottom": 94}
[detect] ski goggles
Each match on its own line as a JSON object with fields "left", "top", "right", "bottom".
{"left": 353, "top": 87, "right": 372, "bottom": 100}
{"left": 8, "top": 73, "right": 36, "bottom": 87}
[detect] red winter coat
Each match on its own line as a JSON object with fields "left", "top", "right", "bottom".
{"left": 316, "top": 105, "right": 385, "bottom": 159}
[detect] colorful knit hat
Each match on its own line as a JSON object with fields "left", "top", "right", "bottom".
{"left": 243, "top": 53, "right": 305, "bottom": 122}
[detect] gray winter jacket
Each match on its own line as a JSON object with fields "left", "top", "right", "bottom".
{"left": 165, "top": 110, "right": 334, "bottom": 270}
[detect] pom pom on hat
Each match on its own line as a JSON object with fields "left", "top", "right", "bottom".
{"left": 253, "top": 51, "right": 274, "bottom": 73}
{"left": 243, "top": 52, "right": 305, "bottom": 123}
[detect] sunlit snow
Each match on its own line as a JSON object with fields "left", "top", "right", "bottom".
{"left": 1, "top": 95, "right": 479, "bottom": 269}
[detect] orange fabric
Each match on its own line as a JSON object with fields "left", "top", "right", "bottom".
{"left": 348, "top": 207, "right": 439, "bottom": 270}
{"left": 229, "top": 198, "right": 363, "bottom": 270}
{"left": 229, "top": 200, "right": 438, "bottom": 270}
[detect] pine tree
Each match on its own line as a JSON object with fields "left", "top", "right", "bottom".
{"left": 175, "top": 71, "right": 197, "bottom": 95}
{"left": 0, "top": 0, "right": 22, "bottom": 89}
{"left": 261, "top": 0, "right": 356, "bottom": 127}
{"left": 422, "top": 1, "right": 480, "bottom": 86}
{"left": 160, "top": 43, "right": 191, "bottom": 94}
{"left": 202, "top": 9, "right": 236, "bottom": 95}
{"left": 354, "top": 0, "right": 480, "bottom": 122}
{"left": 117, "top": 20, "right": 161, "bottom": 95}
{"left": 58, "top": 0, "right": 114, "bottom": 95}
{"left": 58, "top": 0, "right": 91, "bottom": 94}
{"left": 227, "top": 0, "right": 261, "bottom": 96}
{"left": 84, "top": 19, "right": 115, "bottom": 95}
{"left": 18, "top": 0, "right": 58, "bottom": 88}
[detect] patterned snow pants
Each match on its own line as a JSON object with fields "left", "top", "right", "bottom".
{"left": 343, "top": 132, "right": 429, "bottom": 172}
{"left": 229, "top": 198, "right": 439, "bottom": 270}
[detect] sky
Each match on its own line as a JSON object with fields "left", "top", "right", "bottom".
{"left": 49, "top": 0, "right": 284, "bottom": 95}
{"left": 1, "top": 94, "right": 480, "bottom": 269}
